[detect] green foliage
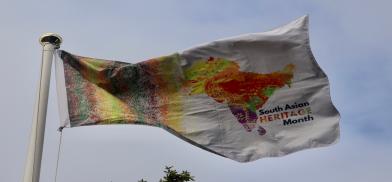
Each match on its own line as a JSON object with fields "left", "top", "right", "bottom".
{"left": 139, "top": 166, "right": 195, "bottom": 182}
{"left": 159, "top": 166, "right": 194, "bottom": 182}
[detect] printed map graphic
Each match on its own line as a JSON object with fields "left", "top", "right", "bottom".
{"left": 184, "top": 57, "right": 295, "bottom": 132}
{"left": 62, "top": 50, "right": 294, "bottom": 134}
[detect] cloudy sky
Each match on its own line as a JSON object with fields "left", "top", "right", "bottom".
{"left": 1, "top": 0, "right": 391, "bottom": 181}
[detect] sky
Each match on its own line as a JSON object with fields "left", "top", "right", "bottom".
{"left": 1, "top": 0, "right": 391, "bottom": 181}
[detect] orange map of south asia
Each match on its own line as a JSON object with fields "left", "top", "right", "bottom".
{"left": 184, "top": 57, "right": 295, "bottom": 133}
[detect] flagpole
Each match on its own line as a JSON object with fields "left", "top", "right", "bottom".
{"left": 23, "top": 33, "right": 62, "bottom": 182}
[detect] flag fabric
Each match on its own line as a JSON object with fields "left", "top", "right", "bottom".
{"left": 55, "top": 16, "right": 340, "bottom": 162}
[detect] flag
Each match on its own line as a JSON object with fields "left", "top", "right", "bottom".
{"left": 55, "top": 15, "right": 340, "bottom": 162}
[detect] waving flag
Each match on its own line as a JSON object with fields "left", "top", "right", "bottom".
{"left": 55, "top": 16, "right": 340, "bottom": 162}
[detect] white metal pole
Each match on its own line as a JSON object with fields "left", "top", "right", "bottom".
{"left": 23, "top": 33, "right": 62, "bottom": 182}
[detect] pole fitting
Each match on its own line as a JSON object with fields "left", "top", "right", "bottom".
{"left": 39, "top": 33, "right": 62, "bottom": 49}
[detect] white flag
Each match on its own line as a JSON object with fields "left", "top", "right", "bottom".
{"left": 55, "top": 15, "right": 340, "bottom": 162}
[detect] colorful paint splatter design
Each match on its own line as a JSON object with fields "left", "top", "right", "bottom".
{"left": 184, "top": 57, "right": 295, "bottom": 132}
{"left": 61, "top": 51, "right": 294, "bottom": 134}
{"left": 61, "top": 51, "right": 185, "bottom": 131}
